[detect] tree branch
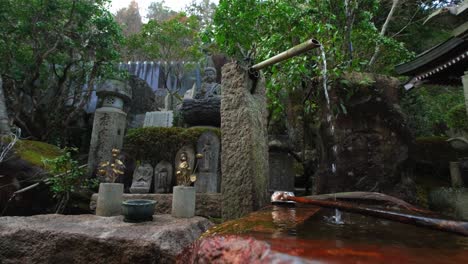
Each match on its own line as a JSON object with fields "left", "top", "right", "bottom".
{"left": 368, "top": 0, "right": 400, "bottom": 67}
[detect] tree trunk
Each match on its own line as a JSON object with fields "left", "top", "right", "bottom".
{"left": 0, "top": 77, "right": 11, "bottom": 135}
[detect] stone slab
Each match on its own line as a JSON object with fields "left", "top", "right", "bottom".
{"left": 195, "top": 131, "right": 221, "bottom": 193}
{"left": 91, "top": 193, "right": 222, "bottom": 218}
{"left": 269, "top": 151, "right": 295, "bottom": 192}
{"left": 143, "top": 111, "right": 173, "bottom": 127}
{"left": 0, "top": 214, "right": 213, "bottom": 264}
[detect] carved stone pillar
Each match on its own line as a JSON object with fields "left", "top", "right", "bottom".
{"left": 88, "top": 80, "right": 132, "bottom": 181}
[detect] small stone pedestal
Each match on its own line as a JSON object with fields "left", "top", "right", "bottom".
{"left": 172, "top": 186, "right": 196, "bottom": 218}
{"left": 95, "top": 183, "right": 123, "bottom": 217}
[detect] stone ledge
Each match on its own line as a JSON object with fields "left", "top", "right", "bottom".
{"left": 0, "top": 214, "right": 213, "bottom": 264}
{"left": 90, "top": 193, "right": 222, "bottom": 218}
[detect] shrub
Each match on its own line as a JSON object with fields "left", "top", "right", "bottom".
{"left": 447, "top": 104, "right": 468, "bottom": 131}
{"left": 43, "top": 148, "right": 98, "bottom": 213}
{"left": 400, "top": 85, "right": 464, "bottom": 137}
{"left": 124, "top": 127, "right": 220, "bottom": 165}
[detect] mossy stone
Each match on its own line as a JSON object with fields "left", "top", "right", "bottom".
{"left": 14, "top": 140, "right": 63, "bottom": 168}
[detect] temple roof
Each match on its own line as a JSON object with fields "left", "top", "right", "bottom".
{"left": 395, "top": 1, "right": 468, "bottom": 90}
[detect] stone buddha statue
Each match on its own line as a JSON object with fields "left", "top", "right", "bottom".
{"left": 181, "top": 66, "right": 222, "bottom": 127}
{"left": 129, "top": 163, "right": 153, "bottom": 194}
{"left": 186, "top": 67, "right": 221, "bottom": 100}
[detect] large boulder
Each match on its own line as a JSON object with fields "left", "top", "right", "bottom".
{"left": 180, "top": 97, "right": 221, "bottom": 127}
{"left": 0, "top": 214, "right": 213, "bottom": 264}
{"left": 429, "top": 187, "right": 468, "bottom": 220}
{"left": 314, "top": 73, "right": 413, "bottom": 199}
{"left": 127, "top": 76, "right": 157, "bottom": 128}
{"left": 0, "top": 140, "right": 62, "bottom": 215}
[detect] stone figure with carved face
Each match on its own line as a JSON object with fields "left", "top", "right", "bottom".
{"left": 193, "top": 67, "right": 221, "bottom": 99}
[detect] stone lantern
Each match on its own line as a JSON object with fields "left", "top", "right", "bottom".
{"left": 88, "top": 79, "right": 132, "bottom": 181}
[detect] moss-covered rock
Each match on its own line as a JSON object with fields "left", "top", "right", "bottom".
{"left": 14, "top": 140, "right": 63, "bottom": 168}
{"left": 124, "top": 127, "right": 221, "bottom": 165}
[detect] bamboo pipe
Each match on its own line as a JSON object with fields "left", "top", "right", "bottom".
{"left": 274, "top": 193, "right": 468, "bottom": 237}
{"left": 250, "top": 39, "right": 321, "bottom": 71}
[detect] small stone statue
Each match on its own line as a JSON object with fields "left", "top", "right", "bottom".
{"left": 193, "top": 67, "right": 221, "bottom": 99}
{"left": 154, "top": 160, "right": 173, "bottom": 193}
{"left": 129, "top": 163, "right": 153, "bottom": 193}
{"left": 200, "top": 142, "right": 212, "bottom": 172}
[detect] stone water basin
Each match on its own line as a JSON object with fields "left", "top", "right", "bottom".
{"left": 178, "top": 205, "right": 468, "bottom": 263}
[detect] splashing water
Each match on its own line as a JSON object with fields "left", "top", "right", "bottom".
{"left": 325, "top": 209, "right": 344, "bottom": 225}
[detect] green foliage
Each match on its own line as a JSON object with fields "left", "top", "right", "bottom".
{"left": 0, "top": 0, "right": 124, "bottom": 142}
{"left": 124, "top": 127, "right": 220, "bottom": 164}
{"left": 125, "top": 13, "right": 202, "bottom": 62}
{"left": 43, "top": 149, "right": 84, "bottom": 195}
{"left": 43, "top": 148, "right": 97, "bottom": 213}
{"left": 447, "top": 104, "right": 468, "bottom": 131}
{"left": 213, "top": 0, "right": 413, "bottom": 121}
{"left": 400, "top": 86, "right": 464, "bottom": 137}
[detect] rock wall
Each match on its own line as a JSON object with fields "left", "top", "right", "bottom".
{"left": 127, "top": 76, "right": 158, "bottom": 129}
{"left": 314, "top": 72, "right": 413, "bottom": 199}
{"left": 221, "top": 63, "right": 269, "bottom": 220}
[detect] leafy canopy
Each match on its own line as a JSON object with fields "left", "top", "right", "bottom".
{"left": 0, "top": 0, "right": 124, "bottom": 142}
{"left": 213, "top": 0, "right": 413, "bottom": 120}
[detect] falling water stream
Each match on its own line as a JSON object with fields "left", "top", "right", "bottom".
{"left": 320, "top": 45, "right": 342, "bottom": 224}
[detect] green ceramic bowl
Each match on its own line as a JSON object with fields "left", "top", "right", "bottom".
{"left": 122, "top": 199, "right": 156, "bottom": 223}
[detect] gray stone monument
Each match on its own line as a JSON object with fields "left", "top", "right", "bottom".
{"left": 88, "top": 79, "right": 132, "bottom": 181}
{"left": 269, "top": 151, "right": 295, "bottom": 192}
{"left": 195, "top": 131, "right": 221, "bottom": 193}
{"left": 220, "top": 63, "right": 269, "bottom": 220}
{"left": 129, "top": 163, "right": 153, "bottom": 194}
{"left": 154, "top": 161, "right": 173, "bottom": 193}
{"left": 143, "top": 111, "right": 173, "bottom": 127}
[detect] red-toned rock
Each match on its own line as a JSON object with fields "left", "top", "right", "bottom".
{"left": 178, "top": 235, "right": 312, "bottom": 264}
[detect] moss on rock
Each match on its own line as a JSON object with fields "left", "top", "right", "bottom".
{"left": 124, "top": 127, "right": 221, "bottom": 164}
{"left": 14, "top": 140, "right": 63, "bottom": 168}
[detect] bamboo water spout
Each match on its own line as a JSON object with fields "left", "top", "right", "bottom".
{"left": 250, "top": 38, "right": 321, "bottom": 71}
